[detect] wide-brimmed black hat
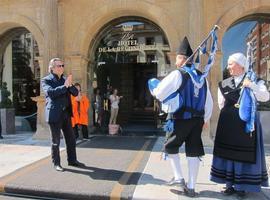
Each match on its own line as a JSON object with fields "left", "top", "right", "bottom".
{"left": 177, "top": 36, "right": 193, "bottom": 57}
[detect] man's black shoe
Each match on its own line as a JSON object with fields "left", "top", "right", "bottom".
{"left": 166, "top": 178, "right": 186, "bottom": 189}
{"left": 222, "top": 187, "right": 235, "bottom": 196}
{"left": 183, "top": 187, "right": 196, "bottom": 198}
{"left": 54, "top": 165, "right": 64, "bottom": 172}
{"left": 68, "top": 161, "right": 85, "bottom": 167}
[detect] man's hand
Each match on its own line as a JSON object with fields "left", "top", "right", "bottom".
{"left": 64, "top": 78, "right": 70, "bottom": 88}
{"left": 65, "top": 75, "right": 73, "bottom": 88}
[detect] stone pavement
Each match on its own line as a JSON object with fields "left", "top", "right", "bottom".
{"left": 132, "top": 137, "right": 270, "bottom": 200}
{"left": 0, "top": 132, "right": 65, "bottom": 179}
{"left": 0, "top": 133, "right": 270, "bottom": 200}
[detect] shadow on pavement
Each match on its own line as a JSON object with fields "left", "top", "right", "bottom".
{"left": 63, "top": 164, "right": 165, "bottom": 185}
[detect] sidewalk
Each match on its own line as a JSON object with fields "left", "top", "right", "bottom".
{"left": 132, "top": 137, "right": 270, "bottom": 200}
{"left": 0, "top": 132, "right": 74, "bottom": 179}
{"left": 0, "top": 133, "right": 270, "bottom": 199}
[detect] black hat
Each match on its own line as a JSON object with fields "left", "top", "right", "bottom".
{"left": 177, "top": 36, "right": 193, "bottom": 57}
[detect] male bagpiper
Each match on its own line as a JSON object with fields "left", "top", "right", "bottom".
{"left": 151, "top": 37, "right": 213, "bottom": 197}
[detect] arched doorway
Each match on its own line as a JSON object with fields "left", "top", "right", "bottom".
{"left": 222, "top": 14, "right": 270, "bottom": 110}
{"left": 0, "top": 27, "right": 40, "bottom": 131}
{"left": 88, "top": 17, "right": 170, "bottom": 133}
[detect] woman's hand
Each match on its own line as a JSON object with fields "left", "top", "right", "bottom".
{"left": 203, "top": 122, "right": 209, "bottom": 130}
{"left": 242, "top": 78, "right": 252, "bottom": 88}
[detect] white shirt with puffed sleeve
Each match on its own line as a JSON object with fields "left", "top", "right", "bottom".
{"left": 153, "top": 69, "right": 213, "bottom": 122}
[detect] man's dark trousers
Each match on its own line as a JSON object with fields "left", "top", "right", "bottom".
{"left": 49, "top": 110, "right": 77, "bottom": 165}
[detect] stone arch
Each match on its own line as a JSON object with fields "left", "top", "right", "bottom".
{"left": 211, "top": 0, "right": 270, "bottom": 82}
{"left": 70, "top": 1, "right": 179, "bottom": 59}
{"left": 207, "top": 0, "right": 270, "bottom": 138}
{"left": 0, "top": 14, "right": 44, "bottom": 84}
{"left": 216, "top": 0, "right": 270, "bottom": 52}
{"left": 0, "top": 13, "right": 44, "bottom": 55}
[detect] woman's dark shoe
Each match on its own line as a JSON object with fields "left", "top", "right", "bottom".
{"left": 222, "top": 187, "right": 235, "bottom": 196}
{"left": 236, "top": 191, "right": 247, "bottom": 199}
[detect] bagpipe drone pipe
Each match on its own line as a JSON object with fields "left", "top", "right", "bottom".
{"left": 148, "top": 25, "right": 219, "bottom": 116}
{"left": 235, "top": 42, "right": 257, "bottom": 135}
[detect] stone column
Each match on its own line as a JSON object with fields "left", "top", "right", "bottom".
{"left": 32, "top": 56, "right": 51, "bottom": 139}
{"left": 209, "top": 50, "right": 223, "bottom": 141}
{"left": 34, "top": 0, "right": 58, "bottom": 139}
{"left": 32, "top": 96, "right": 50, "bottom": 140}
{"left": 66, "top": 55, "right": 89, "bottom": 91}
{"left": 43, "top": 0, "right": 58, "bottom": 70}
{"left": 166, "top": 51, "right": 176, "bottom": 75}
{"left": 188, "top": 0, "right": 203, "bottom": 49}
{"left": 66, "top": 54, "right": 94, "bottom": 130}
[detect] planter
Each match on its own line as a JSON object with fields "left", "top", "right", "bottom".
{"left": 0, "top": 108, "right": 15, "bottom": 134}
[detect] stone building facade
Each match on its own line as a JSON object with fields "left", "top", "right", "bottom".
{"left": 0, "top": 0, "right": 269, "bottom": 140}
{"left": 246, "top": 22, "right": 270, "bottom": 81}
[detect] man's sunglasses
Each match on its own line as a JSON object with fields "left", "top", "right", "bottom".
{"left": 56, "top": 64, "right": 64, "bottom": 68}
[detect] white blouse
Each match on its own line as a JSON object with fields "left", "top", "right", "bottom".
{"left": 110, "top": 95, "right": 120, "bottom": 109}
{"left": 218, "top": 74, "right": 270, "bottom": 109}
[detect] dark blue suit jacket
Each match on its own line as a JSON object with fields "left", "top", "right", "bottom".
{"left": 41, "top": 73, "right": 78, "bottom": 123}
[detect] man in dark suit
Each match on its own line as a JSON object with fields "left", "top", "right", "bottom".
{"left": 42, "top": 58, "right": 83, "bottom": 172}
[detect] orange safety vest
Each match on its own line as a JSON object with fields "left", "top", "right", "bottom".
{"left": 71, "top": 94, "right": 90, "bottom": 127}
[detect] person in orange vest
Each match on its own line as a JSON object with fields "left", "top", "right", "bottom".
{"left": 71, "top": 83, "right": 90, "bottom": 139}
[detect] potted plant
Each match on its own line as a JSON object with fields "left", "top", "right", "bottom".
{"left": 0, "top": 82, "right": 15, "bottom": 134}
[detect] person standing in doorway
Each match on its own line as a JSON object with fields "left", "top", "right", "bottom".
{"left": 71, "top": 83, "right": 90, "bottom": 140}
{"left": 42, "top": 58, "right": 83, "bottom": 172}
{"left": 93, "top": 88, "right": 103, "bottom": 127}
{"left": 109, "top": 88, "right": 122, "bottom": 124}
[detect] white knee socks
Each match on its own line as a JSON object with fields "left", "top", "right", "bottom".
{"left": 187, "top": 157, "right": 200, "bottom": 189}
{"left": 168, "top": 154, "right": 184, "bottom": 180}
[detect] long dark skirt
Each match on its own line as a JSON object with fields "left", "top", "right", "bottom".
{"left": 210, "top": 113, "right": 268, "bottom": 192}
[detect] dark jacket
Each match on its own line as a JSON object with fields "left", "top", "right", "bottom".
{"left": 41, "top": 73, "right": 78, "bottom": 123}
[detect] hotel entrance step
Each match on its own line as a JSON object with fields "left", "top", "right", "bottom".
{"left": 128, "top": 110, "right": 156, "bottom": 125}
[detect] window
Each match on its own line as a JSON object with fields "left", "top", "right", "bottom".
{"left": 146, "top": 54, "right": 156, "bottom": 63}
{"left": 146, "top": 37, "right": 155, "bottom": 45}
{"left": 129, "top": 55, "right": 137, "bottom": 63}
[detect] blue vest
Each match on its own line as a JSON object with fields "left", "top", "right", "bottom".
{"left": 173, "top": 69, "right": 207, "bottom": 119}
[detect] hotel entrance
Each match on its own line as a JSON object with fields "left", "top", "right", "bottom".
{"left": 89, "top": 17, "right": 170, "bottom": 133}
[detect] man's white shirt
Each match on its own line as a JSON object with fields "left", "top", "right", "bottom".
{"left": 153, "top": 69, "right": 213, "bottom": 122}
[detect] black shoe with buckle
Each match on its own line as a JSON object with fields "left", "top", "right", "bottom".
{"left": 54, "top": 165, "right": 64, "bottom": 172}
{"left": 166, "top": 178, "right": 186, "bottom": 189}
{"left": 68, "top": 161, "right": 85, "bottom": 167}
{"left": 184, "top": 187, "right": 196, "bottom": 198}
{"left": 222, "top": 187, "right": 235, "bottom": 196}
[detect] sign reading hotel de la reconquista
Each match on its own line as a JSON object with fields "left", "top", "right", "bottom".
{"left": 98, "top": 24, "right": 157, "bottom": 53}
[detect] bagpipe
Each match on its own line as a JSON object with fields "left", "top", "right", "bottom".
{"left": 235, "top": 42, "right": 257, "bottom": 135}
{"left": 148, "top": 25, "right": 220, "bottom": 116}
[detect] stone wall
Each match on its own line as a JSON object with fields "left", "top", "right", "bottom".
{"left": 0, "top": 0, "right": 269, "bottom": 141}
